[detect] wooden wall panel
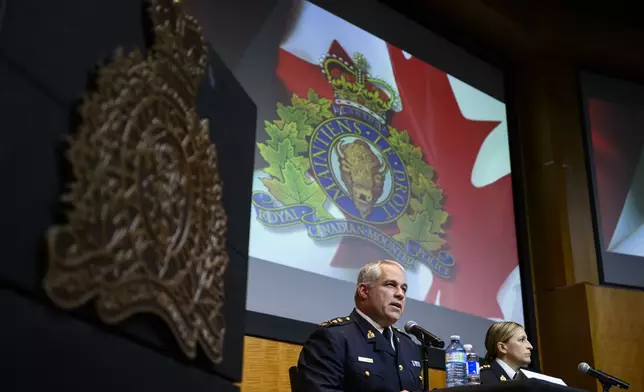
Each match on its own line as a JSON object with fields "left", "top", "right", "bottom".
{"left": 587, "top": 285, "right": 644, "bottom": 392}
{"left": 535, "top": 284, "right": 644, "bottom": 392}
{"left": 513, "top": 62, "right": 600, "bottom": 294}
{"left": 240, "top": 336, "right": 446, "bottom": 392}
{"left": 512, "top": 61, "right": 600, "bottom": 387}
{"left": 537, "top": 284, "right": 596, "bottom": 391}
{"left": 241, "top": 336, "right": 302, "bottom": 392}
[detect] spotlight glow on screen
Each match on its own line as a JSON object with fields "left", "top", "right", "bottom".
{"left": 582, "top": 71, "right": 644, "bottom": 288}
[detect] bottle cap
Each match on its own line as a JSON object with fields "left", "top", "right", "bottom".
{"left": 450, "top": 335, "right": 460, "bottom": 341}
{"left": 463, "top": 344, "right": 473, "bottom": 351}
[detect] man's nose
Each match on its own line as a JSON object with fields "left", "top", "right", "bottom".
{"left": 395, "top": 288, "right": 405, "bottom": 299}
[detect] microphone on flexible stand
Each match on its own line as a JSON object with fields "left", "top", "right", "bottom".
{"left": 404, "top": 321, "right": 444, "bottom": 392}
{"left": 578, "top": 362, "right": 629, "bottom": 391}
{"left": 404, "top": 320, "right": 445, "bottom": 348}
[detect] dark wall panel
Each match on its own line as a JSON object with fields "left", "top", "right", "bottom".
{"left": 0, "top": 289, "right": 238, "bottom": 392}
{"left": 199, "top": 46, "right": 257, "bottom": 260}
{"left": 0, "top": 56, "right": 67, "bottom": 292}
{"left": 0, "top": 0, "right": 146, "bottom": 108}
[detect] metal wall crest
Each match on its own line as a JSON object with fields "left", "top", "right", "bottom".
{"left": 43, "top": 0, "right": 229, "bottom": 365}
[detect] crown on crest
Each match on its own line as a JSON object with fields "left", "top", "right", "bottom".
{"left": 319, "top": 42, "right": 400, "bottom": 123}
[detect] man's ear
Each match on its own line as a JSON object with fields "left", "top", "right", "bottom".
{"left": 357, "top": 283, "right": 369, "bottom": 300}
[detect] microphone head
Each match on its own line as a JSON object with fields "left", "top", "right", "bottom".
{"left": 404, "top": 320, "right": 418, "bottom": 333}
{"left": 578, "top": 362, "right": 590, "bottom": 374}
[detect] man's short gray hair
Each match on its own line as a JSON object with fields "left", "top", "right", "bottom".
{"left": 354, "top": 259, "right": 405, "bottom": 303}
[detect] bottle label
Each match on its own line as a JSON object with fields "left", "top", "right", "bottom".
{"left": 467, "top": 360, "right": 480, "bottom": 375}
{"left": 445, "top": 352, "right": 466, "bottom": 363}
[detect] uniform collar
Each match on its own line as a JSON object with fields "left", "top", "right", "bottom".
{"left": 496, "top": 358, "right": 517, "bottom": 380}
{"left": 355, "top": 307, "right": 386, "bottom": 334}
{"left": 351, "top": 308, "right": 396, "bottom": 356}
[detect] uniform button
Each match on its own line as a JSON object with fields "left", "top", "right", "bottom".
{"left": 399, "top": 365, "right": 403, "bottom": 371}
{"left": 419, "top": 375, "right": 423, "bottom": 381}
{"left": 365, "top": 370, "right": 370, "bottom": 377}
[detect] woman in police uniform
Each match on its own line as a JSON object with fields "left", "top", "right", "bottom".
{"left": 480, "top": 321, "right": 534, "bottom": 384}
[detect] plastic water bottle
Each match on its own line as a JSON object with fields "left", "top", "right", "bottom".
{"left": 464, "top": 344, "right": 481, "bottom": 385}
{"left": 445, "top": 335, "right": 467, "bottom": 387}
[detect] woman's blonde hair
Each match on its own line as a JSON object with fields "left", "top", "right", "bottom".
{"left": 484, "top": 321, "right": 524, "bottom": 364}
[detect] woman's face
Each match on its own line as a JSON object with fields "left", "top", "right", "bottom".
{"left": 498, "top": 327, "right": 533, "bottom": 368}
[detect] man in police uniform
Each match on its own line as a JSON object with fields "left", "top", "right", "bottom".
{"left": 295, "top": 259, "right": 423, "bottom": 392}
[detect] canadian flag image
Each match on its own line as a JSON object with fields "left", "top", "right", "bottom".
{"left": 249, "top": 1, "right": 523, "bottom": 324}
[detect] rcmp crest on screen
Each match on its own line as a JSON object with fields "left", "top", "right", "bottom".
{"left": 252, "top": 47, "right": 455, "bottom": 279}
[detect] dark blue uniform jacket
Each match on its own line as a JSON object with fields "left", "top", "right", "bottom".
{"left": 480, "top": 360, "right": 513, "bottom": 384}
{"left": 295, "top": 309, "right": 423, "bottom": 392}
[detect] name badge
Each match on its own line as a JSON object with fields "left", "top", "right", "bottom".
{"left": 358, "top": 357, "right": 374, "bottom": 363}
{"left": 411, "top": 360, "right": 421, "bottom": 367}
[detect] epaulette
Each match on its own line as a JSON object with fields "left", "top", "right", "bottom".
{"left": 480, "top": 364, "right": 491, "bottom": 370}
{"left": 392, "top": 325, "right": 413, "bottom": 340}
{"left": 320, "top": 316, "right": 352, "bottom": 327}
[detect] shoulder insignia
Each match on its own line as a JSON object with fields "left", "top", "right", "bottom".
{"left": 320, "top": 316, "right": 352, "bottom": 327}
{"left": 393, "top": 326, "right": 413, "bottom": 340}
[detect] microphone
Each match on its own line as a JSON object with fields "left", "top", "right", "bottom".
{"left": 404, "top": 321, "right": 445, "bottom": 348}
{"left": 578, "top": 362, "right": 629, "bottom": 390}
